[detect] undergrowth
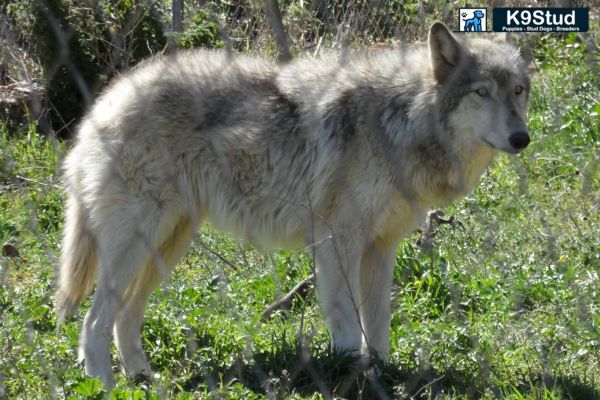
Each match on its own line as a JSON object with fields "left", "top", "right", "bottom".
{"left": 0, "top": 28, "right": 598, "bottom": 400}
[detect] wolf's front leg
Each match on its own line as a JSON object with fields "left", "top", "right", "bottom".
{"left": 314, "top": 234, "right": 364, "bottom": 353}
{"left": 359, "top": 241, "right": 397, "bottom": 361}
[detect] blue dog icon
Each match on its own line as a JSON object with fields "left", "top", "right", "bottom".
{"left": 464, "top": 10, "right": 485, "bottom": 31}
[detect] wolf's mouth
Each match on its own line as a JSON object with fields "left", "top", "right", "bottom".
{"left": 482, "top": 137, "right": 522, "bottom": 154}
{"left": 481, "top": 138, "right": 497, "bottom": 150}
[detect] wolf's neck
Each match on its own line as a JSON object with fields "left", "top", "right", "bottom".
{"left": 413, "top": 127, "right": 497, "bottom": 205}
{"left": 456, "top": 140, "right": 497, "bottom": 194}
{"left": 381, "top": 111, "right": 497, "bottom": 206}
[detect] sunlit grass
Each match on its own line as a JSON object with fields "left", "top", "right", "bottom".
{"left": 0, "top": 30, "right": 598, "bottom": 398}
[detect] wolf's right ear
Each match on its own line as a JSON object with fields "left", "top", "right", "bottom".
{"left": 429, "top": 22, "right": 462, "bottom": 83}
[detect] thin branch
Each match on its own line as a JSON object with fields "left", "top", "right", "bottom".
{"left": 416, "top": 210, "right": 462, "bottom": 252}
{"left": 412, "top": 374, "right": 445, "bottom": 399}
{"left": 15, "top": 175, "right": 61, "bottom": 189}
{"left": 262, "top": 273, "right": 315, "bottom": 320}
{"left": 197, "top": 239, "right": 238, "bottom": 272}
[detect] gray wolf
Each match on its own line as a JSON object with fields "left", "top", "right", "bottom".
{"left": 57, "top": 22, "right": 530, "bottom": 387}
{"left": 464, "top": 10, "right": 485, "bottom": 31}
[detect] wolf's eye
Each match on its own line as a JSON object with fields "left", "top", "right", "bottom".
{"left": 476, "top": 87, "right": 489, "bottom": 97}
{"left": 515, "top": 85, "right": 524, "bottom": 95}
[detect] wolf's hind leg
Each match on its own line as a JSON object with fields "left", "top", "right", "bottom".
{"left": 79, "top": 199, "right": 183, "bottom": 387}
{"left": 114, "top": 217, "right": 195, "bottom": 379}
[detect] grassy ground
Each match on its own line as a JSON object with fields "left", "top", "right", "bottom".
{"left": 0, "top": 32, "right": 599, "bottom": 399}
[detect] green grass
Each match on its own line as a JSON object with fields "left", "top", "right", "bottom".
{"left": 0, "top": 31, "right": 599, "bottom": 399}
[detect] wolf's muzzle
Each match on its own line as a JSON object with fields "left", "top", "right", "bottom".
{"left": 509, "top": 131, "right": 530, "bottom": 150}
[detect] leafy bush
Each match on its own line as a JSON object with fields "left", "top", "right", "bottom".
{"left": 177, "top": 10, "right": 224, "bottom": 49}
{"left": 31, "top": 0, "right": 101, "bottom": 135}
{"left": 3, "top": 0, "right": 167, "bottom": 137}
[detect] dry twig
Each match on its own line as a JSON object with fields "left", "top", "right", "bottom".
{"left": 262, "top": 273, "right": 315, "bottom": 320}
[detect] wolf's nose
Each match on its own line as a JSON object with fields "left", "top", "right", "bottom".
{"left": 509, "top": 131, "right": 530, "bottom": 150}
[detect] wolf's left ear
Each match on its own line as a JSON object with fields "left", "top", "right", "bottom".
{"left": 429, "top": 22, "right": 463, "bottom": 83}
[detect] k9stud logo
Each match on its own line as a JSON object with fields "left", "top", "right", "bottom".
{"left": 493, "top": 8, "right": 589, "bottom": 32}
{"left": 459, "top": 8, "right": 488, "bottom": 32}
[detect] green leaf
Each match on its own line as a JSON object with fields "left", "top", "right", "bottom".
{"left": 73, "top": 377, "right": 104, "bottom": 396}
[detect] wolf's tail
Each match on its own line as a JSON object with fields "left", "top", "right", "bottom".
{"left": 56, "top": 194, "right": 98, "bottom": 323}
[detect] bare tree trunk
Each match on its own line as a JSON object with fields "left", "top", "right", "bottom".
{"left": 264, "top": 0, "right": 291, "bottom": 63}
{"left": 168, "top": 0, "right": 183, "bottom": 52}
{"left": 173, "top": 0, "right": 183, "bottom": 33}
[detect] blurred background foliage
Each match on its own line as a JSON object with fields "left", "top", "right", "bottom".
{"left": 0, "top": 0, "right": 458, "bottom": 137}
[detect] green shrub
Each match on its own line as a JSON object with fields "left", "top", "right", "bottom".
{"left": 5, "top": 0, "right": 167, "bottom": 137}
{"left": 31, "top": 0, "right": 101, "bottom": 136}
{"left": 177, "top": 10, "right": 224, "bottom": 49}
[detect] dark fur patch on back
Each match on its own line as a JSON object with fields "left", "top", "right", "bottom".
{"left": 383, "top": 92, "right": 410, "bottom": 129}
{"left": 198, "top": 93, "right": 238, "bottom": 131}
{"left": 323, "top": 90, "right": 357, "bottom": 143}
{"left": 196, "top": 76, "right": 302, "bottom": 135}
{"left": 259, "top": 78, "right": 302, "bottom": 135}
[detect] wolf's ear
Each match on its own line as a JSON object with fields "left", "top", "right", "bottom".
{"left": 429, "top": 22, "right": 463, "bottom": 83}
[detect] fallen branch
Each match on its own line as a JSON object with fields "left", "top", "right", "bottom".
{"left": 262, "top": 273, "right": 315, "bottom": 320}
{"left": 15, "top": 175, "right": 61, "bottom": 189}
{"left": 416, "top": 210, "right": 462, "bottom": 251}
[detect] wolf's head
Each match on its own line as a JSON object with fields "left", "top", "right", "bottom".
{"left": 429, "top": 22, "right": 530, "bottom": 154}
